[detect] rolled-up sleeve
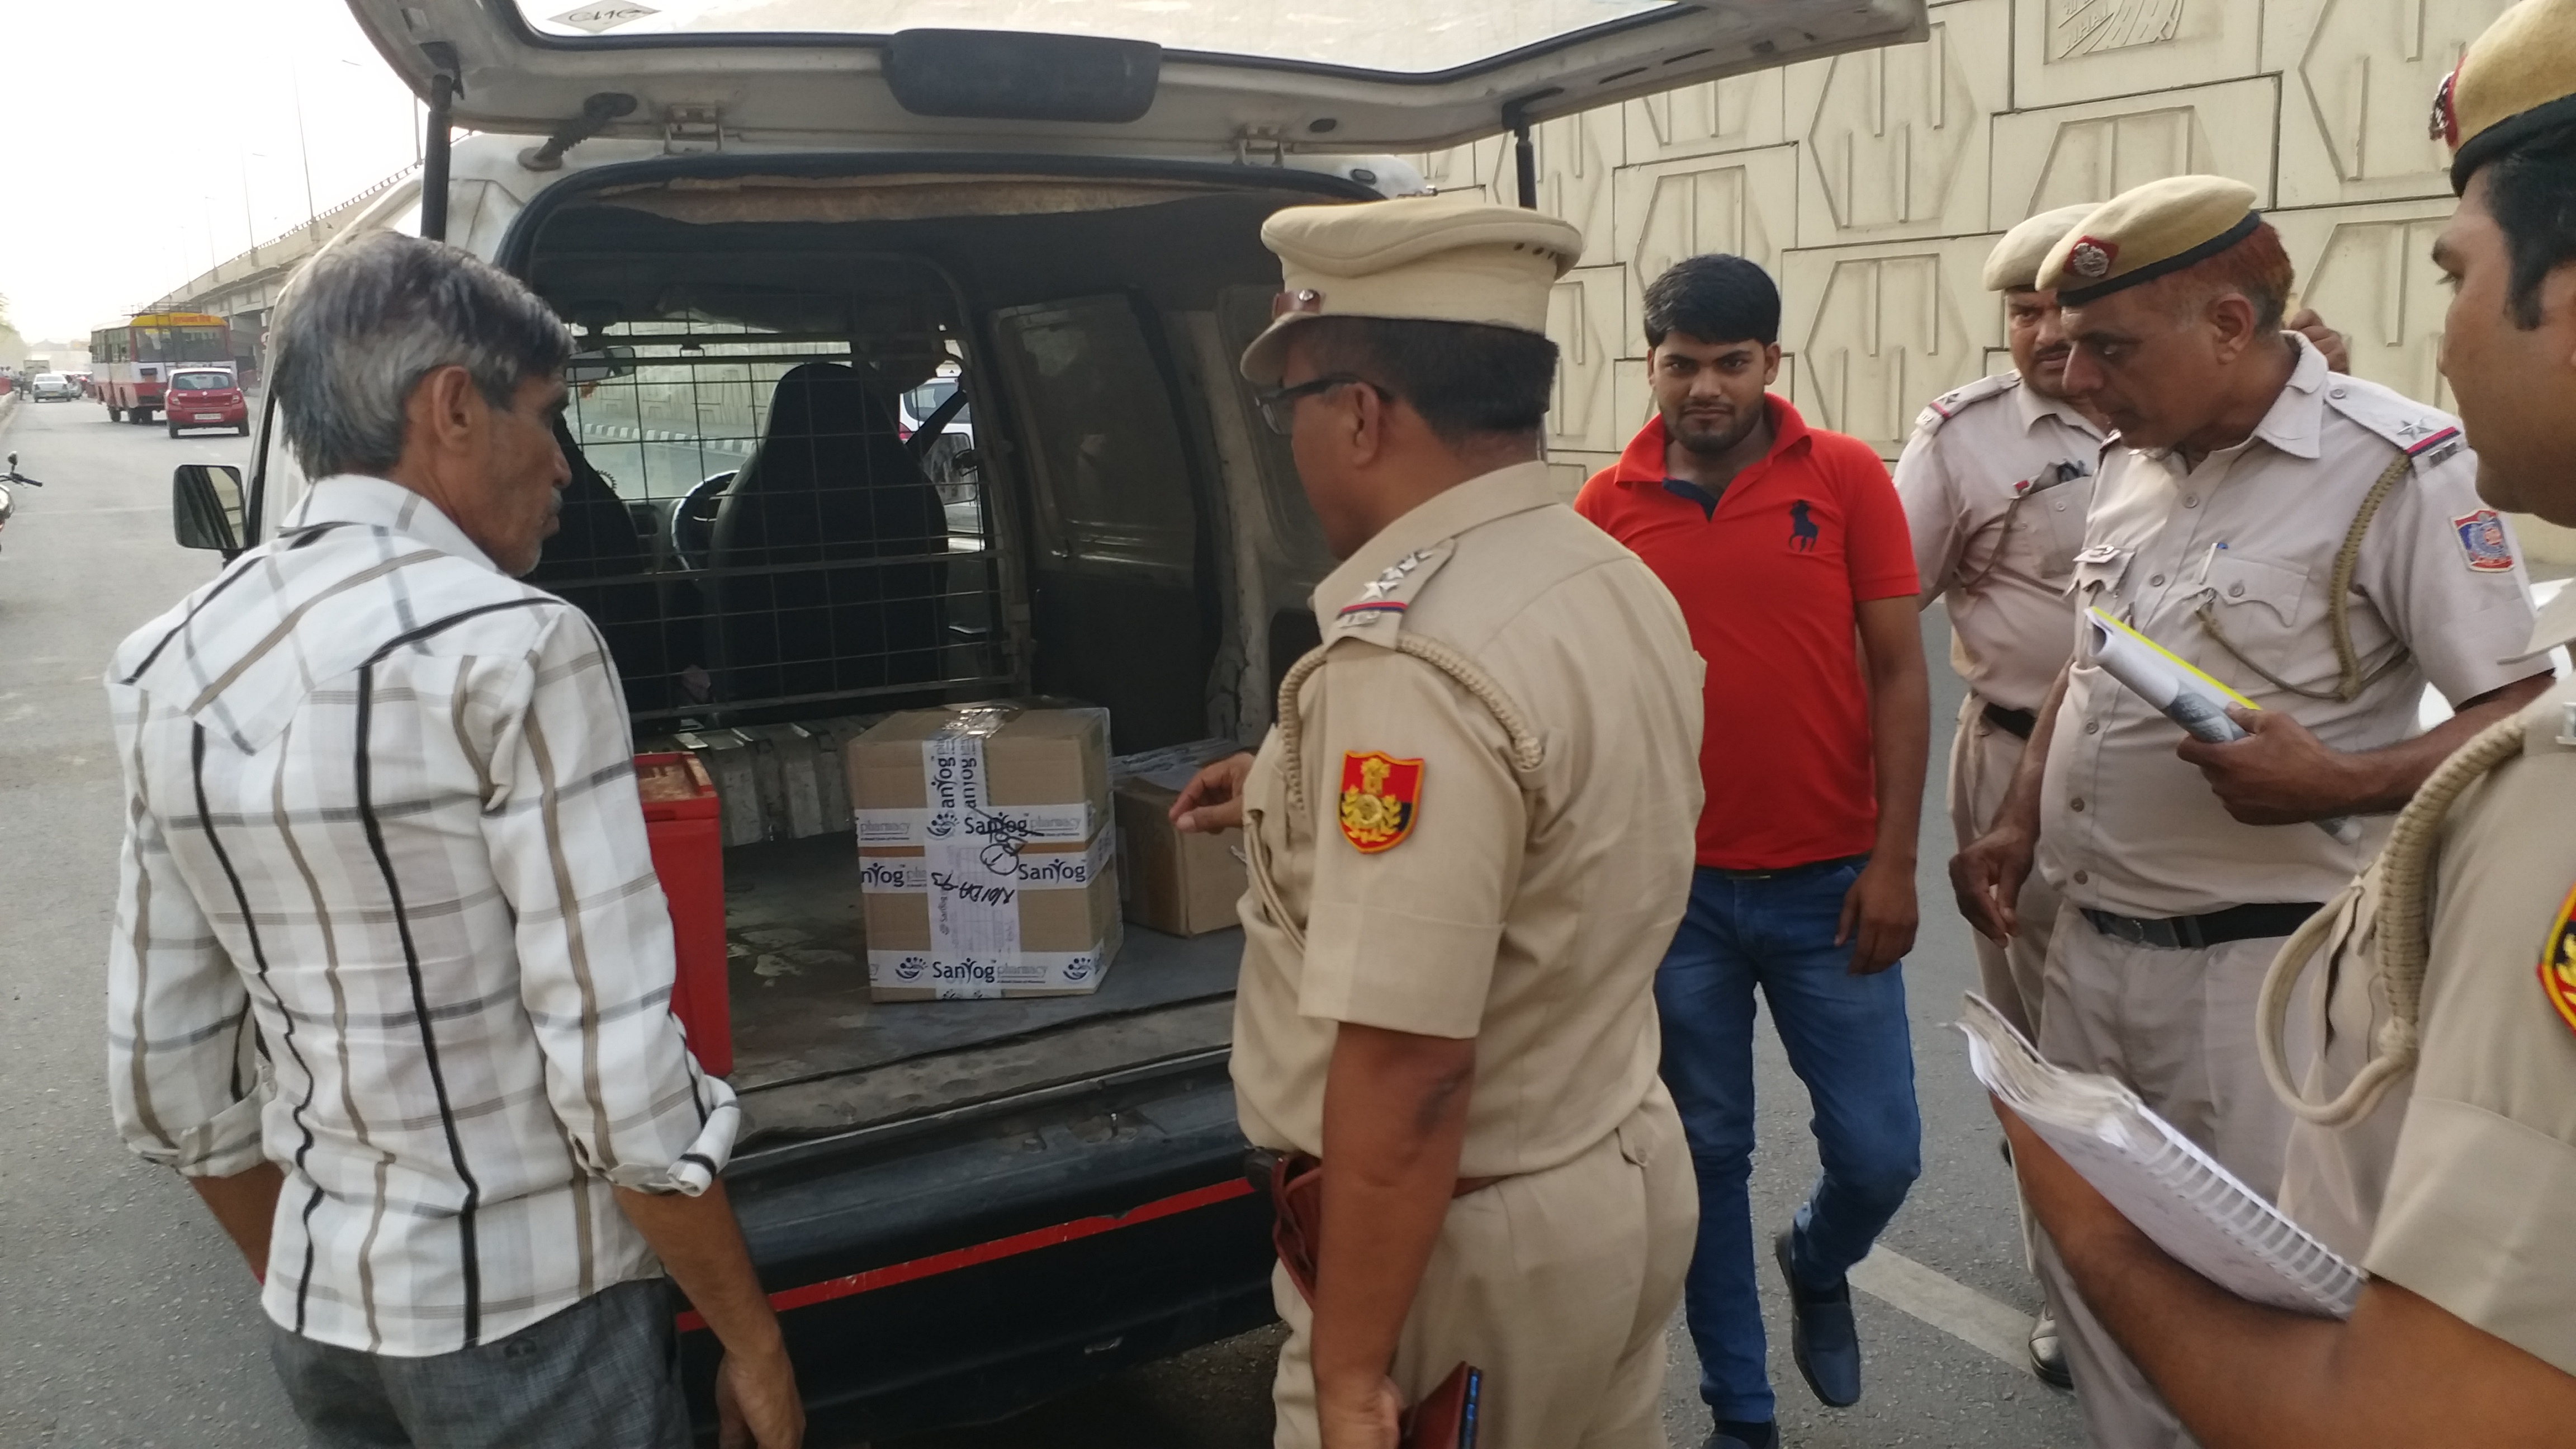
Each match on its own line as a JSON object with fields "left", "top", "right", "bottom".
{"left": 105, "top": 685, "right": 270, "bottom": 1180}
{"left": 480, "top": 613, "right": 737, "bottom": 1195}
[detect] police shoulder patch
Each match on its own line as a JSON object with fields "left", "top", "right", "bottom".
{"left": 1911, "top": 371, "right": 2015, "bottom": 435}
{"left": 2542, "top": 882, "right": 2576, "bottom": 1039}
{"left": 1337, "top": 751, "right": 1422, "bottom": 854}
{"left": 2452, "top": 508, "right": 2517, "bottom": 574}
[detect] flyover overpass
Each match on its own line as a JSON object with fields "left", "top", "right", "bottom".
{"left": 144, "top": 167, "right": 416, "bottom": 383}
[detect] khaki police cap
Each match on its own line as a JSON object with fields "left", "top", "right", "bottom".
{"left": 1983, "top": 203, "right": 2098, "bottom": 292}
{"left": 1239, "top": 196, "right": 1584, "bottom": 386}
{"left": 2437, "top": 0, "right": 2576, "bottom": 192}
{"left": 2035, "top": 175, "right": 2262, "bottom": 306}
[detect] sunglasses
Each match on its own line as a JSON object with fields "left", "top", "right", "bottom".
{"left": 1254, "top": 373, "right": 1389, "bottom": 435}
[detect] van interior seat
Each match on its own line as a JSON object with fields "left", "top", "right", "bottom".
{"left": 708, "top": 361, "right": 946, "bottom": 704}
{"left": 525, "top": 419, "right": 678, "bottom": 713}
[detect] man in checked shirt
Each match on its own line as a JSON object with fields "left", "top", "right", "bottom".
{"left": 104, "top": 231, "right": 801, "bottom": 1448}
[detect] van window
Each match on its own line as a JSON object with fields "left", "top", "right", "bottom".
{"left": 992, "top": 295, "right": 1196, "bottom": 580}
{"left": 991, "top": 293, "right": 1209, "bottom": 747}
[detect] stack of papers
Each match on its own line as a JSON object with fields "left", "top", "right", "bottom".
{"left": 1959, "top": 993, "right": 2363, "bottom": 1319}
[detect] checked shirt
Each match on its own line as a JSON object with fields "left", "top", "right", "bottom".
{"left": 105, "top": 473, "right": 737, "bottom": 1357}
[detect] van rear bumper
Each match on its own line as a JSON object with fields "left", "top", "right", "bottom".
{"left": 683, "top": 1052, "right": 1276, "bottom": 1440}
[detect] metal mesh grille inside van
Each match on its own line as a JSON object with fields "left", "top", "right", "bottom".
{"left": 534, "top": 311, "right": 1009, "bottom": 727}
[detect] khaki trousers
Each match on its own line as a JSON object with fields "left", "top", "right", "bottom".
{"left": 1947, "top": 693, "right": 2059, "bottom": 1040}
{"left": 1949, "top": 693, "right": 2060, "bottom": 1280}
{"left": 1271, "top": 1089, "right": 1697, "bottom": 1449}
{"left": 2033, "top": 903, "right": 2309, "bottom": 1449}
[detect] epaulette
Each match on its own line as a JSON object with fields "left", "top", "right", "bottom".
{"left": 2320, "top": 378, "right": 2467, "bottom": 472}
{"left": 1326, "top": 538, "right": 1457, "bottom": 644}
{"left": 1911, "top": 371, "right": 2018, "bottom": 435}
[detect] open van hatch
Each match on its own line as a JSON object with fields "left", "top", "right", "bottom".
{"left": 351, "top": 0, "right": 1924, "bottom": 154}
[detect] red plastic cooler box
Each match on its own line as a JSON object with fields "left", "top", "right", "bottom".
{"left": 636, "top": 752, "right": 732, "bottom": 1076}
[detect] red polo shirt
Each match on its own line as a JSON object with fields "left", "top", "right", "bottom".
{"left": 1576, "top": 396, "right": 1919, "bottom": 869}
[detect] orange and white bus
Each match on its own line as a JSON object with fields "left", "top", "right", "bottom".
{"left": 89, "top": 313, "right": 233, "bottom": 425}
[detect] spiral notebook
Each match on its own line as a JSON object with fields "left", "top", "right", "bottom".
{"left": 1959, "top": 993, "right": 2364, "bottom": 1319}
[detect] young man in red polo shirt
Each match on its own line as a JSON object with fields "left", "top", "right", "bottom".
{"left": 1575, "top": 255, "right": 1930, "bottom": 1449}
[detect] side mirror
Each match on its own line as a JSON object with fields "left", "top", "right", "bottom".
{"left": 565, "top": 345, "right": 637, "bottom": 383}
{"left": 174, "top": 463, "right": 247, "bottom": 555}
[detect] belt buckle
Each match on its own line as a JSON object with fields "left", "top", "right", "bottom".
{"left": 2090, "top": 910, "right": 2149, "bottom": 946}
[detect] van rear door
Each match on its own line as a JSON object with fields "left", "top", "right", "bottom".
{"left": 348, "top": 0, "right": 1923, "bottom": 154}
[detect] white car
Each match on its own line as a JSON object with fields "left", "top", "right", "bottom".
{"left": 28, "top": 373, "right": 77, "bottom": 402}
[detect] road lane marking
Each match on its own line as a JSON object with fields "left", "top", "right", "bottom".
{"left": 1849, "top": 1246, "right": 2035, "bottom": 1373}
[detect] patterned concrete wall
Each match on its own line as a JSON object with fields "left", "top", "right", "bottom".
{"left": 1421, "top": 0, "right": 2520, "bottom": 520}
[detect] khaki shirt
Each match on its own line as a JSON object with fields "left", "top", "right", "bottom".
{"left": 2039, "top": 338, "right": 2537, "bottom": 917}
{"left": 1896, "top": 372, "right": 2108, "bottom": 713}
{"left": 1230, "top": 462, "right": 1704, "bottom": 1181}
{"left": 2278, "top": 598, "right": 2576, "bottom": 1376}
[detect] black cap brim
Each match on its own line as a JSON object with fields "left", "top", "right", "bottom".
{"left": 2453, "top": 91, "right": 2576, "bottom": 192}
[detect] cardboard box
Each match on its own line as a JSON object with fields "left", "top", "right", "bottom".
{"left": 847, "top": 704, "right": 1118, "bottom": 1000}
{"left": 846, "top": 705, "right": 1110, "bottom": 847}
{"left": 859, "top": 832, "right": 1122, "bottom": 1001}
{"left": 1113, "top": 778, "right": 1244, "bottom": 936}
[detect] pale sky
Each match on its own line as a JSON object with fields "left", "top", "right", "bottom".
{"left": 0, "top": 0, "right": 424, "bottom": 343}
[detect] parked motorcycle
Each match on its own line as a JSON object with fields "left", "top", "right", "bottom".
{"left": 0, "top": 452, "right": 45, "bottom": 553}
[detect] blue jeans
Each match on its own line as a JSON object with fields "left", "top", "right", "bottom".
{"left": 1657, "top": 858, "right": 1923, "bottom": 1421}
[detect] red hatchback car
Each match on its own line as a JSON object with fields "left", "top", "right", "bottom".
{"left": 165, "top": 369, "right": 249, "bottom": 437}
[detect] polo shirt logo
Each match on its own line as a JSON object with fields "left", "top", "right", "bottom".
{"left": 1789, "top": 499, "right": 1820, "bottom": 551}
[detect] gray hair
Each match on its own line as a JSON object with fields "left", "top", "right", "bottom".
{"left": 269, "top": 231, "right": 572, "bottom": 479}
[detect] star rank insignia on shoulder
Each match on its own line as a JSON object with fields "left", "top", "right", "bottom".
{"left": 1330, "top": 539, "right": 1457, "bottom": 640}
{"left": 1911, "top": 372, "right": 2014, "bottom": 435}
{"left": 2322, "top": 382, "right": 2467, "bottom": 470}
{"left": 1338, "top": 750, "right": 1423, "bottom": 853}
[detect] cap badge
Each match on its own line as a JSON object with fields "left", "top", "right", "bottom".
{"left": 1338, "top": 751, "right": 1422, "bottom": 854}
{"left": 1272, "top": 288, "right": 1325, "bottom": 320}
{"left": 2428, "top": 68, "right": 2460, "bottom": 146}
{"left": 2068, "top": 238, "right": 2118, "bottom": 280}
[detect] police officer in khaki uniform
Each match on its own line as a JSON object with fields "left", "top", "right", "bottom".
{"left": 1952, "top": 173, "right": 2549, "bottom": 1448}
{"left": 1896, "top": 201, "right": 2104, "bottom": 1389}
{"left": 1990, "top": 7, "right": 2576, "bottom": 1442}
{"left": 1903, "top": 202, "right": 2105, "bottom": 1043}
{"left": 1170, "top": 197, "right": 1704, "bottom": 1449}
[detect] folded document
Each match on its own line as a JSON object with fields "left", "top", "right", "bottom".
{"left": 2083, "top": 608, "right": 2362, "bottom": 845}
{"left": 1960, "top": 993, "right": 2363, "bottom": 1319}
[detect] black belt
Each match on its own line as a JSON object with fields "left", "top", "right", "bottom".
{"left": 2080, "top": 902, "right": 2323, "bottom": 950}
{"left": 1703, "top": 853, "right": 1869, "bottom": 882}
{"left": 1982, "top": 702, "right": 2038, "bottom": 740}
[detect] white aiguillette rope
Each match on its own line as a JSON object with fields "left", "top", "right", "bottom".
{"left": 2258, "top": 712, "right": 2527, "bottom": 1126}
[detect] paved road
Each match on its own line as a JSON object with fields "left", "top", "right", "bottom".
{"left": 0, "top": 392, "right": 2085, "bottom": 1448}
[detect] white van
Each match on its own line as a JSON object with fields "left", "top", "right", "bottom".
{"left": 178, "top": 1, "right": 1925, "bottom": 1434}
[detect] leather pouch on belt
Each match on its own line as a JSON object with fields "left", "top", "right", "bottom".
{"left": 1244, "top": 1149, "right": 1486, "bottom": 1448}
